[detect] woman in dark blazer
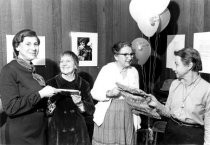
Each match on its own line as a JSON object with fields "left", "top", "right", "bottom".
{"left": 0, "top": 29, "right": 58, "bottom": 145}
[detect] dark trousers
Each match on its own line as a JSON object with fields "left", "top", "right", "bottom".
{"left": 163, "top": 118, "right": 204, "bottom": 145}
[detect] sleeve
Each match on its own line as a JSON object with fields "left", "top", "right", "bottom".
{"left": 46, "top": 78, "right": 60, "bottom": 103}
{"left": 130, "top": 67, "right": 139, "bottom": 88}
{"left": 91, "top": 65, "right": 113, "bottom": 101}
{"left": 0, "top": 66, "right": 41, "bottom": 117}
{"left": 80, "top": 79, "right": 95, "bottom": 116}
{"left": 204, "top": 87, "right": 210, "bottom": 145}
{"left": 156, "top": 80, "right": 178, "bottom": 117}
{"left": 130, "top": 67, "right": 141, "bottom": 130}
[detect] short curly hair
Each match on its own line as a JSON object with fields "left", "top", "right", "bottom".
{"left": 174, "top": 47, "right": 202, "bottom": 72}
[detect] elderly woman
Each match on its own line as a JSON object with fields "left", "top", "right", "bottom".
{"left": 47, "top": 51, "right": 95, "bottom": 145}
{"left": 0, "top": 29, "right": 57, "bottom": 145}
{"left": 91, "top": 41, "right": 141, "bottom": 145}
{"left": 149, "top": 47, "right": 210, "bottom": 145}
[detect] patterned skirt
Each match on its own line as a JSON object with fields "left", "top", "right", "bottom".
{"left": 92, "top": 99, "right": 135, "bottom": 145}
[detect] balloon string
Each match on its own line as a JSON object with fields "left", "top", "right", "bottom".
{"left": 148, "top": 38, "right": 152, "bottom": 93}
{"left": 151, "top": 35, "right": 158, "bottom": 90}
{"left": 151, "top": 33, "right": 159, "bottom": 92}
{"left": 141, "top": 65, "right": 147, "bottom": 92}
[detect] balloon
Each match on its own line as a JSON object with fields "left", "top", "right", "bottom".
{"left": 129, "top": 0, "right": 139, "bottom": 22}
{"left": 129, "top": 0, "right": 170, "bottom": 37}
{"left": 145, "top": 0, "right": 170, "bottom": 16}
{"left": 129, "top": 0, "right": 170, "bottom": 22}
{"left": 137, "top": 15, "right": 160, "bottom": 37}
{"left": 132, "top": 38, "right": 151, "bottom": 66}
{"left": 157, "top": 8, "right": 171, "bottom": 32}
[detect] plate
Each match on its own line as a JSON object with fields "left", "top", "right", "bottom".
{"left": 55, "top": 89, "right": 81, "bottom": 95}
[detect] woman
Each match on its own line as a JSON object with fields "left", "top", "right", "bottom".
{"left": 91, "top": 41, "right": 141, "bottom": 145}
{"left": 149, "top": 47, "right": 210, "bottom": 145}
{"left": 0, "top": 29, "right": 58, "bottom": 145}
{"left": 47, "top": 51, "right": 95, "bottom": 145}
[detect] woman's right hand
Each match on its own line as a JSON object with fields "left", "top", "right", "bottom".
{"left": 39, "top": 86, "right": 58, "bottom": 98}
{"left": 106, "top": 87, "right": 120, "bottom": 98}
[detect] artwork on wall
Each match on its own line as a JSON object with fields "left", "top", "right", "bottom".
{"left": 6, "top": 35, "right": 46, "bottom": 65}
{"left": 70, "top": 32, "right": 98, "bottom": 66}
{"left": 194, "top": 32, "right": 210, "bottom": 74}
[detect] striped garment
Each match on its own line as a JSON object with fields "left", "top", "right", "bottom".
{"left": 92, "top": 99, "right": 136, "bottom": 145}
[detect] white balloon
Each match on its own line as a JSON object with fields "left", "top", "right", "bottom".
{"left": 129, "top": 0, "right": 138, "bottom": 21}
{"left": 129, "top": 0, "right": 170, "bottom": 21}
{"left": 137, "top": 14, "right": 160, "bottom": 37}
{"left": 144, "top": 0, "right": 170, "bottom": 16}
{"left": 129, "top": 0, "right": 170, "bottom": 37}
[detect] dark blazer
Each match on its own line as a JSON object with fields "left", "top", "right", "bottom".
{"left": 0, "top": 60, "right": 47, "bottom": 145}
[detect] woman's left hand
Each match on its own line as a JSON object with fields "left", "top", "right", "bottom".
{"left": 72, "top": 95, "right": 84, "bottom": 111}
{"left": 71, "top": 94, "right": 82, "bottom": 105}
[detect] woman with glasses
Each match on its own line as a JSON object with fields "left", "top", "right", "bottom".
{"left": 91, "top": 41, "right": 141, "bottom": 145}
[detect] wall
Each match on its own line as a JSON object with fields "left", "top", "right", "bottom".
{"left": 0, "top": 0, "right": 141, "bottom": 84}
{"left": 157, "top": 0, "right": 210, "bottom": 87}
{"left": 1, "top": 0, "right": 210, "bottom": 143}
{"left": 0, "top": 0, "right": 210, "bottom": 86}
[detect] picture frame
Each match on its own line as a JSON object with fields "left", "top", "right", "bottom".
{"left": 70, "top": 32, "right": 98, "bottom": 66}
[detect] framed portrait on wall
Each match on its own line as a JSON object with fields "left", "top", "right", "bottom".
{"left": 70, "top": 32, "right": 98, "bottom": 66}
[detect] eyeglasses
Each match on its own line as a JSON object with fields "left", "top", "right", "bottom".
{"left": 117, "top": 53, "right": 135, "bottom": 57}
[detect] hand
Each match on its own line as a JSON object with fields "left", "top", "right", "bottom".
{"left": 39, "top": 86, "right": 58, "bottom": 98}
{"left": 71, "top": 94, "right": 82, "bottom": 105}
{"left": 147, "top": 94, "right": 160, "bottom": 108}
{"left": 106, "top": 87, "right": 120, "bottom": 98}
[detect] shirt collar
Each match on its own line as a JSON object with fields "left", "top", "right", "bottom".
{"left": 16, "top": 57, "right": 35, "bottom": 73}
{"left": 180, "top": 75, "right": 201, "bottom": 87}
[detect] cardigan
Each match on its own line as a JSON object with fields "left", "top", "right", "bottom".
{"left": 91, "top": 62, "right": 141, "bottom": 130}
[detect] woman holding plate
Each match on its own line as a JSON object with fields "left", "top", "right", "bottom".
{"left": 0, "top": 29, "right": 57, "bottom": 145}
{"left": 47, "top": 51, "right": 95, "bottom": 145}
{"left": 91, "top": 41, "right": 141, "bottom": 145}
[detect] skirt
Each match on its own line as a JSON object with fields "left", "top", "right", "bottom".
{"left": 92, "top": 99, "right": 135, "bottom": 145}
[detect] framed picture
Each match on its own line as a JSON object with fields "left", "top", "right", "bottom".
{"left": 70, "top": 32, "right": 98, "bottom": 66}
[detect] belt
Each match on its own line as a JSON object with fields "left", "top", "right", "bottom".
{"left": 9, "top": 108, "right": 45, "bottom": 119}
{"left": 171, "top": 117, "right": 203, "bottom": 128}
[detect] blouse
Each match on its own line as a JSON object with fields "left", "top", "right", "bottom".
{"left": 91, "top": 62, "right": 140, "bottom": 129}
{"left": 157, "top": 75, "right": 210, "bottom": 145}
